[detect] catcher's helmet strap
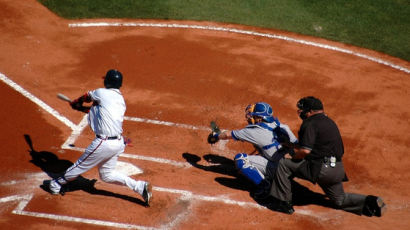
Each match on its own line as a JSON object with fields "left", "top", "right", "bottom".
{"left": 246, "top": 104, "right": 256, "bottom": 124}
{"left": 246, "top": 104, "right": 255, "bottom": 114}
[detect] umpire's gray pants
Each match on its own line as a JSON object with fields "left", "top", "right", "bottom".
{"left": 270, "top": 158, "right": 367, "bottom": 215}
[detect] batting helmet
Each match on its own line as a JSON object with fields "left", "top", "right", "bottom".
{"left": 296, "top": 96, "right": 323, "bottom": 119}
{"left": 104, "top": 69, "right": 123, "bottom": 89}
{"left": 245, "top": 102, "right": 274, "bottom": 124}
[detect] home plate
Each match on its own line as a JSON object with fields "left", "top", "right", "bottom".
{"left": 116, "top": 161, "right": 143, "bottom": 175}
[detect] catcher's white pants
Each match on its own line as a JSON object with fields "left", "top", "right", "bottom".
{"left": 62, "top": 136, "right": 146, "bottom": 195}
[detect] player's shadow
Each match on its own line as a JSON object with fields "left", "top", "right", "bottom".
{"left": 25, "top": 134, "right": 147, "bottom": 206}
{"left": 289, "top": 180, "right": 333, "bottom": 208}
{"left": 182, "top": 152, "right": 333, "bottom": 209}
{"left": 25, "top": 134, "right": 73, "bottom": 178}
{"left": 182, "top": 152, "right": 252, "bottom": 192}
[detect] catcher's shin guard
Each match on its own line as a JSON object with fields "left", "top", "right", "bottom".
{"left": 234, "top": 153, "right": 264, "bottom": 185}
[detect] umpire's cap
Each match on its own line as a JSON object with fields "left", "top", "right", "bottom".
{"left": 297, "top": 96, "right": 323, "bottom": 112}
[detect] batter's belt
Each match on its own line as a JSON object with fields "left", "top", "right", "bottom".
{"left": 96, "top": 134, "right": 121, "bottom": 140}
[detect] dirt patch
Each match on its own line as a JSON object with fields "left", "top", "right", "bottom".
{"left": 0, "top": 0, "right": 409, "bottom": 229}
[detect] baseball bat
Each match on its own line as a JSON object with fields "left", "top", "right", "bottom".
{"left": 57, "top": 93, "right": 72, "bottom": 102}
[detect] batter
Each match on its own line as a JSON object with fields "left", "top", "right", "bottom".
{"left": 44, "top": 69, "right": 152, "bottom": 206}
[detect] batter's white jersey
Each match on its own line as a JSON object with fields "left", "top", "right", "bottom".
{"left": 87, "top": 88, "right": 125, "bottom": 137}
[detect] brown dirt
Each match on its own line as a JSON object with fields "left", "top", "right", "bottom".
{"left": 0, "top": 0, "right": 409, "bottom": 229}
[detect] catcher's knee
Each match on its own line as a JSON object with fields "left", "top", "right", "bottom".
{"left": 234, "top": 153, "right": 248, "bottom": 169}
{"left": 234, "top": 153, "right": 264, "bottom": 185}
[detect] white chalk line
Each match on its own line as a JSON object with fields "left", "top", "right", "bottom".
{"left": 0, "top": 185, "right": 328, "bottom": 230}
{"left": 3, "top": 194, "right": 157, "bottom": 230}
{"left": 63, "top": 145, "right": 192, "bottom": 168}
{"left": 125, "top": 116, "right": 210, "bottom": 131}
{"left": 69, "top": 22, "right": 410, "bottom": 74}
{"left": 154, "top": 186, "right": 261, "bottom": 209}
{"left": 61, "top": 114, "right": 89, "bottom": 149}
{"left": 0, "top": 73, "right": 77, "bottom": 130}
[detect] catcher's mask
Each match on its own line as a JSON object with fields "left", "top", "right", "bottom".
{"left": 245, "top": 102, "right": 274, "bottom": 124}
{"left": 296, "top": 96, "right": 323, "bottom": 120}
{"left": 104, "top": 69, "right": 123, "bottom": 89}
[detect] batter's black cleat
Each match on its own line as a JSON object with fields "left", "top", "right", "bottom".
{"left": 266, "top": 197, "right": 295, "bottom": 215}
{"left": 142, "top": 182, "right": 153, "bottom": 207}
{"left": 363, "top": 195, "right": 386, "bottom": 217}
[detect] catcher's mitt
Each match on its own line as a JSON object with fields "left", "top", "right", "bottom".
{"left": 207, "top": 132, "right": 219, "bottom": 144}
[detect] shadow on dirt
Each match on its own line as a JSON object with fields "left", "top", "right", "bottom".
{"left": 182, "top": 152, "right": 251, "bottom": 191}
{"left": 182, "top": 152, "right": 334, "bottom": 209}
{"left": 25, "top": 134, "right": 147, "bottom": 206}
{"left": 25, "top": 134, "right": 73, "bottom": 179}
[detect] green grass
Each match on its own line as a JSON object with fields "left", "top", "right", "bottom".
{"left": 38, "top": 0, "right": 410, "bottom": 61}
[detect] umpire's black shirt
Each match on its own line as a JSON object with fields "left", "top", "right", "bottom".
{"left": 299, "top": 113, "right": 344, "bottom": 161}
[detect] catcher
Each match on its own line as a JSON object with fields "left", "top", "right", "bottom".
{"left": 207, "top": 102, "right": 298, "bottom": 200}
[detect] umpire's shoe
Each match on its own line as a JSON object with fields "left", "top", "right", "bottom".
{"left": 142, "top": 182, "right": 153, "bottom": 206}
{"left": 363, "top": 195, "right": 386, "bottom": 217}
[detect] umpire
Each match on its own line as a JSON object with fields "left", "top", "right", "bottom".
{"left": 268, "top": 96, "right": 386, "bottom": 216}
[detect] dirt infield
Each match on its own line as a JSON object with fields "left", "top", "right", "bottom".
{"left": 1, "top": 0, "right": 409, "bottom": 229}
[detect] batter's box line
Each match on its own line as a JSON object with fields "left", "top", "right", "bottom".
{"left": 124, "top": 116, "right": 211, "bottom": 131}
{"left": 3, "top": 194, "right": 159, "bottom": 230}
{"left": 1, "top": 188, "right": 329, "bottom": 230}
{"left": 2, "top": 187, "right": 263, "bottom": 230}
{"left": 153, "top": 186, "right": 336, "bottom": 221}
{"left": 62, "top": 114, "right": 224, "bottom": 150}
{"left": 1, "top": 187, "right": 261, "bottom": 230}
{"left": 61, "top": 114, "right": 213, "bottom": 150}
{"left": 154, "top": 186, "right": 261, "bottom": 209}
{"left": 63, "top": 144, "right": 191, "bottom": 168}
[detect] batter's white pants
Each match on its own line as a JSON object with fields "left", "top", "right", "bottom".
{"left": 63, "top": 136, "right": 146, "bottom": 195}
